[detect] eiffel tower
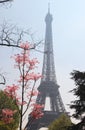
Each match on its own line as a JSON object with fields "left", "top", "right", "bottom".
{"left": 27, "top": 5, "right": 66, "bottom": 130}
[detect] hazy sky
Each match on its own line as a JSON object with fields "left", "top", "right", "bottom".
{"left": 0, "top": 0, "right": 85, "bottom": 119}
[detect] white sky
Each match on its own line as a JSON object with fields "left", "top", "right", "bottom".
{"left": 0, "top": 0, "right": 85, "bottom": 121}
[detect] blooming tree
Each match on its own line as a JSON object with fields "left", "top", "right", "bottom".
{"left": 1, "top": 42, "right": 43, "bottom": 130}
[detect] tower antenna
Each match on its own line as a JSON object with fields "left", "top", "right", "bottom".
{"left": 48, "top": 2, "right": 50, "bottom": 13}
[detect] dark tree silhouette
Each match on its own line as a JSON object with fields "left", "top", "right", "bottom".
{"left": 69, "top": 70, "right": 85, "bottom": 130}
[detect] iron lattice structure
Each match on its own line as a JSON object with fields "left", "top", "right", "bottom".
{"left": 27, "top": 8, "right": 66, "bottom": 130}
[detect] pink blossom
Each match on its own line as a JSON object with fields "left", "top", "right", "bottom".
{"left": 19, "top": 73, "right": 42, "bottom": 82}
{"left": 5, "top": 84, "right": 19, "bottom": 92}
{"left": 20, "top": 42, "right": 31, "bottom": 49}
{"left": 30, "top": 104, "right": 44, "bottom": 119}
{"left": 4, "top": 84, "right": 19, "bottom": 93}
{"left": 33, "top": 104, "right": 44, "bottom": 109}
{"left": 14, "top": 54, "right": 23, "bottom": 64}
{"left": 31, "top": 110, "right": 44, "bottom": 119}
{"left": 4, "top": 84, "right": 19, "bottom": 99}
{"left": 29, "top": 58, "right": 39, "bottom": 66}
{"left": 16, "top": 101, "right": 27, "bottom": 105}
{"left": 13, "top": 53, "right": 29, "bottom": 64}
{"left": 27, "top": 90, "right": 39, "bottom": 97}
{"left": 13, "top": 52, "right": 39, "bottom": 70}
{"left": 2, "top": 109, "right": 17, "bottom": 124}
{"left": 25, "top": 73, "right": 42, "bottom": 81}
{"left": 32, "top": 73, "right": 42, "bottom": 81}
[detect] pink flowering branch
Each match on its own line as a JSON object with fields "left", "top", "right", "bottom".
{"left": 4, "top": 84, "right": 21, "bottom": 115}
{"left": 12, "top": 43, "right": 42, "bottom": 130}
{"left": 2, "top": 42, "right": 43, "bottom": 130}
{"left": 22, "top": 80, "right": 36, "bottom": 117}
{"left": 24, "top": 104, "right": 44, "bottom": 130}
{"left": 30, "top": 104, "right": 44, "bottom": 119}
{"left": 4, "top": 84, "right": 19, "bottom": 99}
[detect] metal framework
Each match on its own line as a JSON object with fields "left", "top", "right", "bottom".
{"left": 37, "top": 8, "right": 65, "bottom": 114}
{"left": 27, "top": 8, "right": 66, "bottom": 130}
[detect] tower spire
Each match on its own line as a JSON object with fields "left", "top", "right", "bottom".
{"left": 48, "top": 2, "right": 50, "bottom": 13}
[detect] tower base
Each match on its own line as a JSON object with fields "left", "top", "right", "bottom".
{"left": 27, "top": 111, "right": 63, "bottom": 130}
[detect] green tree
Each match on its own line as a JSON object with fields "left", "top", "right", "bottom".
{"left": 49, "top": 114, "right": 71, "bottom": 130}
{"left": 69, "top": 70, "right": 85, "bottom": 130}
{"left": 0, "top": 121, "right": 11, "bottom": 130}
{"left": 70, "top": 70, "right": 85, "bottom": 119}
{"left": 0, "top": 90, "right": 19, "bottom": 130}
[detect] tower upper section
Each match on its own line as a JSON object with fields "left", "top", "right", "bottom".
{"left": 45, "top": 3, "right": 53, "bottom": 23}
{"left": 41, "top": 8, "right": 57, "bottom": 83}
{"left": 45, "top": 11, "right": 53, "bottom": 24}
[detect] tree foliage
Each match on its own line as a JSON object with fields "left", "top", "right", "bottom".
{"left": 0, "top": 90, "right": 19, "bottom": 130}
{"left": 49, "top": 114, "right": 71, "bottom": 130}
{"left": 70, "top": 70, "right": 85, "bottom": 119}
{"left": 68, "top": 70, "right": 85, "bottom": 130}
{"left": 0, "top": 121, "right": 11, "bottom": 130}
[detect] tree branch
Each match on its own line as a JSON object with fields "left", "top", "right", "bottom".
{"left": 0, "top": 23, "right": 43, "bottom": 51}
{"left": 0, "top": 0, "right": 12, "bottom": 3}
{"left": 0, "top": 74, "right": 6, "bottom": 85}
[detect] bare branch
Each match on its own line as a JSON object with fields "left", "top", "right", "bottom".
{"left": 0, "top": 74, "right": 6, "bottom": 85}
{"left": 0, "top": 23, "right": 43, "bottom": 52}
{"left": 0, "top": 0, "right": 13, "bottom": 3}
{"left": 0, "top": 23, "right": 31, "bottom": 49}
